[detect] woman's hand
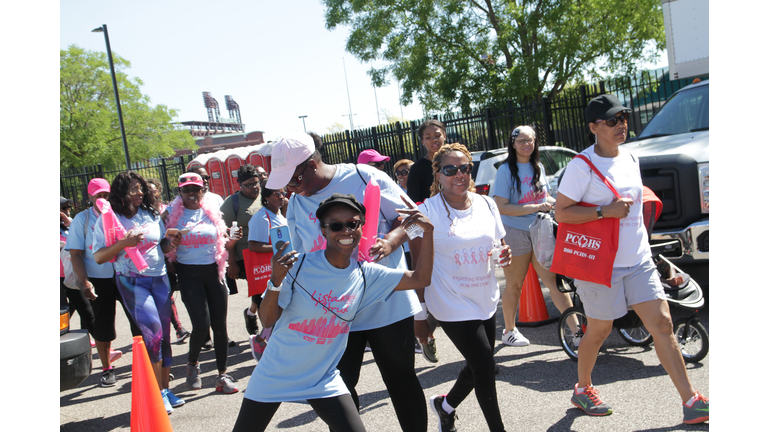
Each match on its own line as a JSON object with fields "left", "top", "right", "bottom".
{"left": 225, "top": 227, "right": 242, "bottom": 249}
{"left": 121, "top": 229, "right": 144, "bottom": 248}
{"left": 60, "top": 212, "right": 72, "bottom": 228}
{"left": 82, "top": 280, "right": 98, "bottom": 301}
{"left": 368, "top": 238, "right": 393, "bottom": 263}
{"left": 414, "top": 320, "right": 432, "bottom": 345}
{"left": 227, "top": 261, "right": 240, "bottom": 280}
{"left": 498, "top": 244, "right": 512, "bottom": 267}
{"left": 604, "top": 197, "right": 633, "bottom": 219}
{"left": 270, "top": 241, "right": 298, "bottom": 287}
{"left": 166, "top": 231, "right": 182, "bottom": 250}
{"left": 535, "top": 202, "right": 553, "bottom": 213}
{"left": 397, "top": 208, "right": 434, "bottom": 234}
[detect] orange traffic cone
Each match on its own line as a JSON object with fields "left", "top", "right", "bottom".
{"left": 516, "top": 263, "right": 557, "bottom": 327}
{"left": 131, "top": 336, "right": 173, "bottom": 431}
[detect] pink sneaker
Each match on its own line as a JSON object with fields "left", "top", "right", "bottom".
{"left": 249, "top": 335, "right": 267, "bottom": 361}
{"left": 109, "top": 349, "right": 123, "bottom": 364}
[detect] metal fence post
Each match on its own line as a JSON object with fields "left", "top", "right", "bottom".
{"left": 484, "top": 107, "right": 494, "bottom": 151}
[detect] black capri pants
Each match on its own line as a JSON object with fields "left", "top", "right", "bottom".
{"left": 232, "top": 394, "right": 366, "bottom": 432}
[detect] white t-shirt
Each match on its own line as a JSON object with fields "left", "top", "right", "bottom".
{"left": 418, "top": 193, "right": 506, "bottom": 322}
{"left": 286, "top": 163, "right": 420, "bottom": 331}
{"left": 557, "top": 145, "right": 650, "bottom": 267}
{"left": 243, "top": 251, "right": 405, "bottom": 403}
{"left": 207, "top": 191, "right": 224, "bottom": 210}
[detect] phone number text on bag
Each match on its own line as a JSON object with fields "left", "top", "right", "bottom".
{"left": 561, "top": 247, "right": 597, "bottom": 260}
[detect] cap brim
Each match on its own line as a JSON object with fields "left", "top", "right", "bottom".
{"left": 265, "top": 169, "right": 292, "bottom": 190}
{"left": 600, "top": 106, "right": 632, "bottom": 120}
{"left": 89, "top": 187, "right": 110, "bottom": 195}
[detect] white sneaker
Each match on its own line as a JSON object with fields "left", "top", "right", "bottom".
{"left": 502, "top": 328, "right": 530, "bottom": 346}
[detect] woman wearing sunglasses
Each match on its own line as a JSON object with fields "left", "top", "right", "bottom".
{"left": 245, "top": 184, "right": 290, "bottom": 358}
{"left": 162, "top": 173, "right": 241, "bottom": 395}
{"left": 412, "top": 143, "right": 511, "bottom": 432}
{"left": 92, "top": 171, "right": 183, "bottom": 413}
{"left": 492, "top": 126, "right": 576, "bottom": 347}
{"left": 555, "top": 95, "right": 708, "bottom": 423}
{"left": 393, "top": 159, "right": 414, "bottom": 193}
{"left": 233, "top": 193, "right": 434, "bottom": 432}
{"left": 264, "top": 132, "right": 429, "bottom": 432}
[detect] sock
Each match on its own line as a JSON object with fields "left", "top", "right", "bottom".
{"left": 442, "top": 397, "right": 455, "bottom": 414}
{"left": 685, "top": 394, "right": 698, "bottom": 407}
{"left": 261, "top": 326, "right": 273, "bottom": 342}
{"left": 246, "top": 309, "right": 257, "bottom": 317}
{"left": 103, "top": 366, "right": 113, "bottom": 371}
{"left": 576, "top": 386, "right": 587, "bottom": 393}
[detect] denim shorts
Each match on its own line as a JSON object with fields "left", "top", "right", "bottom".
{"left": 574, "top": 256, "right": 665, "bottom": 321}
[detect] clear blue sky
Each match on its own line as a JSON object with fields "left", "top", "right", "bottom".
{"left": 59, "top": 1, "right": 427, "bottom": 141}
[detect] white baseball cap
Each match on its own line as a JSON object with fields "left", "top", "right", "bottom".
{"left": 266, "top": 132, "right": 316, "bottom": 189}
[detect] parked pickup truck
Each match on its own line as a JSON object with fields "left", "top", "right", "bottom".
{"left": 622, "top": 79, "right": 709, "bottom": 264}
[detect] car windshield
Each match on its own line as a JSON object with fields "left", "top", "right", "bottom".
{"left": 637, "top": 84, "right": 709, "bottom": 140}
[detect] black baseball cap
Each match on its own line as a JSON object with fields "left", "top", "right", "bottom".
{"left": 316, "top": 193, "right": 366, "bottom": 222}
{"left": 585, "top": 94, "right": 632, "bottom": 123}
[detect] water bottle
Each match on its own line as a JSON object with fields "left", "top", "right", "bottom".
{"left": 491, "top": 240, "right": 503, "bottom": 267}
{"left": 398, "top": 211, "right": 424, "bottom": 240}
{"left": 230, "top": 221, "right": 239, "bottom": 239}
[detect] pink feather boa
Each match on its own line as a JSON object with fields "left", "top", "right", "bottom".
{"left": 164, "top": 195, "right": 229, "bottom": 281}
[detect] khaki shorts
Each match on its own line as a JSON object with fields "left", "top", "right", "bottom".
{"left": 574, "top": 256, "right": 665, "bottom": 321}
{"left": 503, "top": 224, "right": 532, "bottom": 257}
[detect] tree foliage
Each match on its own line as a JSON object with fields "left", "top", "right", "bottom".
{"left": 60, "top": 45, "right": 195, "bottom": 169}
{"left": 323, "top": 0, "right": 665, "bottom": 113}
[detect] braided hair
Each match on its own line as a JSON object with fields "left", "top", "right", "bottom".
{"left": 429, "top": 143, "right": 476, "bottom": 229}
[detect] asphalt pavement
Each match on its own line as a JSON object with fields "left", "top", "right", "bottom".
{"left": 60, "top": 268, "right": 710, "bottom": 431}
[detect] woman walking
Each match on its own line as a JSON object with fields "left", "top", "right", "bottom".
{"left": 413, "top": 143, "right": 511, "bottom": 432}
{"left": 555, "top": 94, "right": 708, "bottom": 423}
{"left": 163, "top": 172, "right": 240, "bottom": 394}
{"left": 92, "top": 171, "right": 184, "bottom": 414}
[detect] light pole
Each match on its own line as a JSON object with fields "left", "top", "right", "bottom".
{"left": 92, "top": 24, "right": 131, "bottom": 170}
{"left": 299, "top": 115, "right": 308, "bottom": 133}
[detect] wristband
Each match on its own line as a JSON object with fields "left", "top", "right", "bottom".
{"left": 414, "top": 302, "right": 428, "bottom": 320}
{"left": 266, "top": 280, "right": 282, "bottom": 292}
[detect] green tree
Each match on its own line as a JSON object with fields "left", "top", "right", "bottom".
{"left": 326, "top": 121, "right": 346, "bottom": 133}
{"left": 323, "top": 0, "right": 665, "bottom": 113}
{"left": 60, "top": 45, "right": 195, "bottom": 169}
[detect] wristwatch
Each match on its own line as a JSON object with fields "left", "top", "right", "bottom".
{"left": 596, "top": 206, "right": 604, "bottom": 219}
{"left": 266, "top": 280, "right": 282, "bottom": 292}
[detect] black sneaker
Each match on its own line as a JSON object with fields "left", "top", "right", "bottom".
{"left": 100, "top": 368, "right": 117, "bottom": 387}
{"left": 429, "top": 395, "right": 458, "bottom": 432}
{"left": 176, "top": 328, "right": 190, "bottom": 344}
{"left": 228, "top": 338, "right": 237, "bottom": 347}
{"left": 244, "top": 308, "right": 259, "bottom": 335}
{"left": 202, "top": 338, "right": 213, "bottom": 350}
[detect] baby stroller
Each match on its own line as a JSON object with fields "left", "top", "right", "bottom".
{"left": 553, "top": 187, "right": 709, "bottom": 363}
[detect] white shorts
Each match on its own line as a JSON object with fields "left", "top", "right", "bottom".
{"left": 574, "top": 256, "right": 665, "bottom": 321}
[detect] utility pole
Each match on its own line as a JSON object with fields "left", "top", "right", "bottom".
{"left": 343, "top": 58, "right": 355, "bottom": 130}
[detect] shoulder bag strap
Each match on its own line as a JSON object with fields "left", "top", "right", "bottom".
{"left": 574, "top": 154, "right": 622, "bottom": 199}
{"left": 232, "top": 192, "right": 240, "bottom": 217}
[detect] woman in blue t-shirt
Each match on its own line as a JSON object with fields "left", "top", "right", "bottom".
{"left": 93, "top": 171, "right": 183, "bottom": 413}
{"left": 492, "top": 126, "right": 575, "bottom": 347}
{"left": 233, "top": 193, "right": 434, "bottom": 432}
{"left": 163, "top": 172, "right": 240, "bottom": 395}
{"left": 245, "top": 184, "right": 289, "bottom": 358}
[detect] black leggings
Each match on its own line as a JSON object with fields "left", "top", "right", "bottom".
{"left": 232, "top": 394, "right": 366, "bottom": 432}
{"left": 336, "top": 316, "right": 427, "bottom": 432}
{"left": 439, "top": 314, "right": 506, "bottom": 432}
{"left": 176, "top": 263, "right": 229, "bottom": 372}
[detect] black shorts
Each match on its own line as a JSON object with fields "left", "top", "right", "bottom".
{"left": 89, "top": 277, "right": 121, "bottom": 342}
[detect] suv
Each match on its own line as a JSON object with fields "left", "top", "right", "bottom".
{"left": 472, "top": 146, "right": 578, "bottom": 197}
{"left": 60, "top": 306, "right": 92, "bottom": 391}
{"left": 622, "top": 80, "right": 709, "bottom": 264}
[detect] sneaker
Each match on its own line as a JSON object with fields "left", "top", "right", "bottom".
{"left": 571, "top": 384, "right": 613, "bottom": 416}
{"left": 414, "top": 341, "right": 422, "bottom": 354}
{"left": 429, "top": 395, "right": 458, "bottom": 432}
{"left": 501, "top": 328, "right": 530, "bottom": 347}
{"left": 100, "top": 368, "right": 117, "bottom": 387}
{"left": 163, "top": 388, "right": 185, "bottom": 408}
{"left": 161, "top": 390, "right": 174, "bottom": 414}
{"left": 215, "top": 373, "right": 239, "bottom": 394}
{"left": 108, "top": 349, "right": 122, "bottom": 364}
{"left": 202, "top": 338, "right": 213, "bottom": 350}
{"left": 421, "top": 337, "right": 439, "bottom": 363}
{"left": 364, "top": 342, "right": 372, "bottom": 352}
{"left": 186, "top": 363, "right": 202, "bottom": 390}
{"left": 228, "top": 338, "right": 237, "bottom": 347}
{"left": 244, "top": 308, "right": 259, "bottom": 335}
{"left": 250, "top": 335, "right": 267, "bottom": 361}
{"left": 176, "top": 328, "right": 190, "bottom": 343}
{"left": 683, "top": 391, "right": 709, "bottom": 424}
{"left": 90, "top": 337, "right": 96, "bottom": 348}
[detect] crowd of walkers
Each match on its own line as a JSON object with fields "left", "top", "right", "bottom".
{"left": 60, "top": 94, "right": 708, "bottom": 429}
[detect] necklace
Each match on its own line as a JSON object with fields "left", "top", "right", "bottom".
{"left": 440, "top": 192, "right": 474, "bottom": 229}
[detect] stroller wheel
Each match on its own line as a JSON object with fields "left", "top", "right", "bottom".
{"left": 673, "top": 317, "right": 709, "bottom": 363}
{"left": 618, "top": 326, "right": 653, "bottom": 346}
{"left": 558, "top": 306, "right": 587, "bottom": 361}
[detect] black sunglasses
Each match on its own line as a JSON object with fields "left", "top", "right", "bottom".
{"left": 323, "top": 220, "right": 364, "bottom": 232}
{"left": 180, "top": 186, "right": 202, "bottom": 194}
{"left": 439, "top": 163, "right": 473, "bottom": 177}
{"left": 596, "top": 112, "right": 630, "bottom": 127}
{"left": 395, "top": 169, "right": 410, "bottom": 176}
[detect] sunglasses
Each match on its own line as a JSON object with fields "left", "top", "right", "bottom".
{"left": 180, "top": 186, "right": 202, "bottom": 194}
{"left": 288, "top": 161, "right": 310, "bottom": 187}
{"left": 439, "top": 163, "right": 473, "bottom": 177}
{"left": 200, "top": 175, "right": 210, "bottom": 181}
{"left": 371, "top": 161, "right": 384, "bottom": 168}
{"left": 395, "top": 169, "right": 410, "bottom": 176}
{"left": 596, "top": 112, "right": 630, "bottom": 127}
{"left": 322, "top": 220, "right": 364, "bottom": 232}
{"left": 240, "top": 181, "right": 260, "bottom": 189}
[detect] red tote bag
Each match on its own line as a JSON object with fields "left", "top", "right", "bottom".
{"left": 241, "top": 217, "right": 273, "bottom": 297}
{"left": 550, "top": 155, "right": 621, "bottom": 287}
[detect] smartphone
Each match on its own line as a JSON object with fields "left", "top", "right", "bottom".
{"left": 166, "top": 228, "right": 191, "bottom": 237}
{"left": 270, "top": 225, "right": 292, "bottom": 258}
